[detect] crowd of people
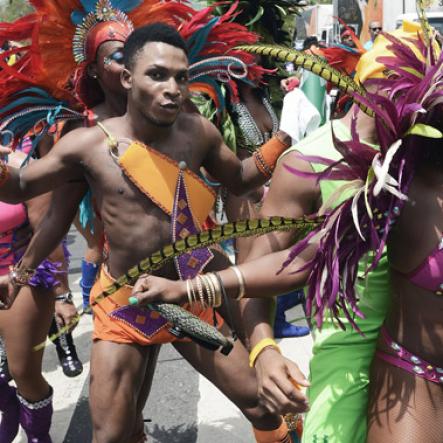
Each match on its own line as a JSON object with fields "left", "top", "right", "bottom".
{"left": 0, "top": 1, "right": 441, "bottom": 443}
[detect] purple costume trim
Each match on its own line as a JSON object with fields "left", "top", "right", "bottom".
{"left": 111, "top": 169, "right": 214, "bottom": 334}
{"left": 109, "top": 305, "right": 169, "bottom": 338}
{"left": 16, "top": 236, "right": 70, "bottom": 289}
{"left": 377, "top": 327, "right": 443, "bottom": 385}
{"left": 172, "top": 170, "right": 214, "bottom": 280}
{"left": 28, "top": 258, "right": 63, "bottom": 288}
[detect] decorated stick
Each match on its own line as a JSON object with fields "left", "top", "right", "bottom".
{"left": 36, "top": 216, "right": 321, "bottom": 351}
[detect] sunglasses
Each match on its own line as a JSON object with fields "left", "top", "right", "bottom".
{"left": 370, "top": 27, "right": 382, "bottom": 31}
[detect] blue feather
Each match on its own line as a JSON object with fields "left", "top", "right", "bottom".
{"left": 110, "top": 0, "right": 141, "bottom": 13}
{"left": 79, "top": 0, "right": 97, "bottom": 14}
{"left": 187, "top": 16, "right": 220, "bottom": 63}
{"left": 71, "top": 10, "right": 86, "bottom": 26}
{"left": 0, "top": 97, "right": 62, "bottom": 114}
{"left": 192, "top": 75, "right": 226, "bottom": 113}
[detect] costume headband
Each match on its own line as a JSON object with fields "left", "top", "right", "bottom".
{"left": 72, "top": 0, "right": 134, "bottom": 64}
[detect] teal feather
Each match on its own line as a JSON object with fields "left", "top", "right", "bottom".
{"left": 187, "top": 16, "right": 220, "bottom": 63}
{"left": 79, "top": 189, "right": 95, "bottom": 233}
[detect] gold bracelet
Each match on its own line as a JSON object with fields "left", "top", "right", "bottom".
{"left": 207, "top": 272, "right": 222, "bottom": 307}
{"left": 249, "top": 338, "right": 281, "bottom": 368}
{"left": 230, "top": 266, "right": 246, "bottom": 300}
{"left": 195, "top": 275, "right": 206, "bottom": 308}
{"left": 200, "top": 274, "right": 213, "bottom": 307}
{"left": 189, "top": 278, "right": 198, "bottom": 305}
{"left": 186, "top": 279, "right": 193, "bottom": 306}
{"left": 201, "top": 274, "right": 215, "bottom": 308}
{"left": 8, "top": 265, "right": 36, "bottom": 287}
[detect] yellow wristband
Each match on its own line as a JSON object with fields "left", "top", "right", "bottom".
{"left": 249, "top": 338, "right": 281, "bottom": 368}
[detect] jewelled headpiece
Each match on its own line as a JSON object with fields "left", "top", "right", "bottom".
{"left": 72, "top": 0, "right": 134, "bottom": 64}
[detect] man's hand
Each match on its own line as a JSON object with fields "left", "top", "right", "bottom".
{"left": 255, "top": 348, "right": 310, "bottom": 415}
{"left": 54, "top": 300, "right": 78, "bottom": 331}
{"left": 0, "top": 275, "right": 19, "bottom": 309}
{"left": 130, "top": 275, "right": 187, "bottom": 306}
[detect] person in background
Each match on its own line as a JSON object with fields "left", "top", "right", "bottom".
{"left": 340, "top": 26, "right": 358, "bottom": 49}
{"left": 364, "top": 20, "right": 382, "bottom": 51}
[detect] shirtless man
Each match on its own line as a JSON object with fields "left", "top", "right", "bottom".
{"left": 0, "top": 24, "right": 307, "bottom": 443}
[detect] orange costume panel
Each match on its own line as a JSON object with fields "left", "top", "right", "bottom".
{"left": 91, "top": 266, "right": 222, "bottom": 345}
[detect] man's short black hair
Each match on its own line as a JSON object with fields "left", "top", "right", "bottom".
{"left": 303, "top": 36, "right": 319, "bottom": 51}
{"left": 123, "top": 23, "right": 188, "bottom": 69}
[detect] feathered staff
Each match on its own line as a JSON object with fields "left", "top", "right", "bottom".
{"left": 237, "top": 44, "right": 374, "bottom": 117}
{"left": 36, "top": 216, "right": 322, "bottom": 349}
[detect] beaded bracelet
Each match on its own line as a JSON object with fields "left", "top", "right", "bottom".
{"left": 8, "top": 264, "right": 36, "bottom": 287}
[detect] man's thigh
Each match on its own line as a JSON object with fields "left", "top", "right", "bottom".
{"left": 89, "top": 340, "right": 155, "bottom": 437}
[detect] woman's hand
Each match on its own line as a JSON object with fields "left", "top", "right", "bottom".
{"left": 0, "top": 275, "right": 19, "bottom": 310}
{"left": 54, "top": 300, "right": 78, "bottom": 331}
{"left": 255, "top": 348, "right": 310, "bottom": 415}
{"left": 129, "top": 275, "right": 187, "bottom": 307}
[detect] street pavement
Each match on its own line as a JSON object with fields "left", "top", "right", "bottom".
{"left": 12, "top": 228, "right": 313, "bottom": 443}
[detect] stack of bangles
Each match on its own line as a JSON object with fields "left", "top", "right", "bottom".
{"left": 186, "top": 265, "right": 246, "bottom": 308}
{"left": 8, "top": 264, "right": 36, "bottom": 286}
{"left": 0, "top": 161, "right": 9, "bottom": 186}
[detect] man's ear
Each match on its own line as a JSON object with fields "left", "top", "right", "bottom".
{"left": 121, "top": 68, "right": 132, "bottom": 91}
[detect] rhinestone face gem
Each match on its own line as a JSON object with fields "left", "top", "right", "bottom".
{"left": 410, "top": 355, "right": 421, "bottom": 365}
{"left": 413, "top": 365, "right": 425, "bottom": 374}
{"left": 436, "top": 368, "right": 443, "bottom": 374}
{"left": 391, "top": 342, "right": 401, "bottom": 352}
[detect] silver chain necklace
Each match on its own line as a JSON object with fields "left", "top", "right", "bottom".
{"left": 232, "top": 96, "right": 279, "bottom": 152}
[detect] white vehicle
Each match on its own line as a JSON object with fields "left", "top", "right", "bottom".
{"left": 395, "top": 11, "right": 443, "bottom": 34}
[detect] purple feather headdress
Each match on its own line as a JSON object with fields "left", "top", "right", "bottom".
{"left": 281, "top": 17, "right": 443, "bottom": 330}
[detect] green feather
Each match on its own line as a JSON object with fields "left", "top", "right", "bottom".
{"left": 236, "top": 44, "right": 374, "bottom": 117}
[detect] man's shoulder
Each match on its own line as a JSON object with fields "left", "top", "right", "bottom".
{"left": 55, "top": 124, "right": 104, "bottom": 155}
{"left": 177, "top": 111, "right": 217, "bottom": 141}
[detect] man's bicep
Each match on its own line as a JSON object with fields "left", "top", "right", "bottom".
{"left": 202, "top": 122, "right": 242, "bottom": 183}
{"left": 21, "top": 137, "right": 83, "bottom": 194}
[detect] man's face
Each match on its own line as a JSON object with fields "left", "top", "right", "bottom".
{"left": 369, "top": 21, "right": 382, "bottom": 41}
{"left": 342, "top": 33, "right": 356, "bottom": 48}
{"left": 125, "top": 42, "right": 189, "bottom": 127}
{"left": 93, "top": 40, "right": 126, "bottom": 96}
